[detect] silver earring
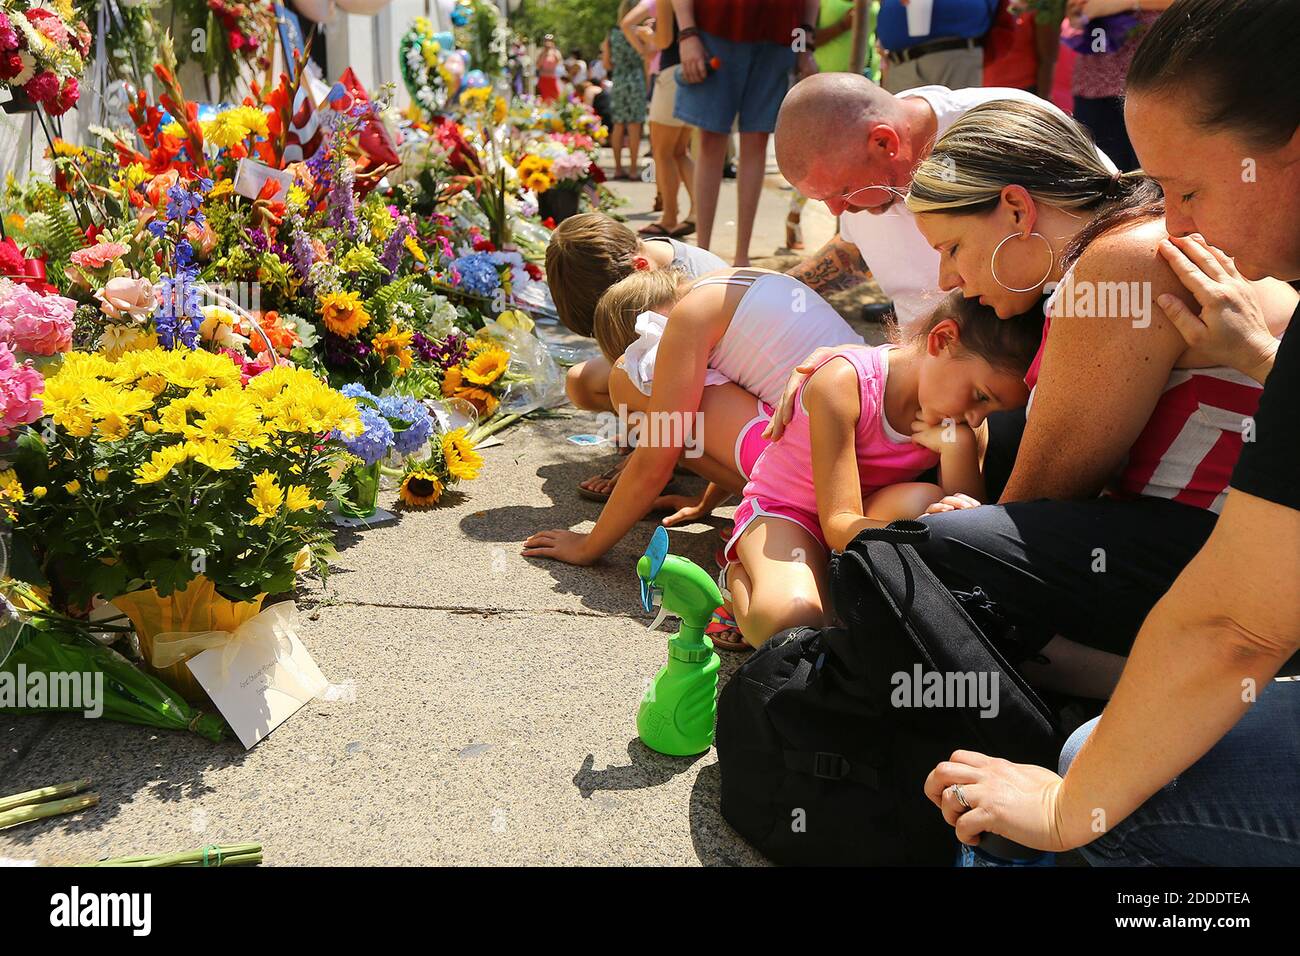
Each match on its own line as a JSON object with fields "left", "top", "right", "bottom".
{"left": 991, "top": 232, "right": 1054, "bottom": 293}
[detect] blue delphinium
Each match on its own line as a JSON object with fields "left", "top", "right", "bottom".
{"left": 449, "top": 252, "right": 500, "bottom": 296}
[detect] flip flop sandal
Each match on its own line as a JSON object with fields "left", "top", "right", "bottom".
{"left": 638, "top": 221, "right": 674, "bottom": 236}
{"left": 577, "top": 465, "right": 683, "bottom": 507}
{"left": 670, "top": 221, "right": 696, "bottom": 238}
{"left": 577, "top": 461, "right": 624, "bottom": 502}
{"left": 706, "top": 605, "right": 748, "bottom": 651}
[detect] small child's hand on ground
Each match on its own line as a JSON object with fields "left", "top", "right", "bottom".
{"left": 522, "top": 529, "right": 599, "bottom": 565}
{"left": 924, "top": 493, "right": 982, "bottom": 514}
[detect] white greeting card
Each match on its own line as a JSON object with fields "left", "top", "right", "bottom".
{"left": 233, "top": 159, "right": 296, "bottom": 202}
{"left": 184, "top": 603, "right": 328, "bottom": 749}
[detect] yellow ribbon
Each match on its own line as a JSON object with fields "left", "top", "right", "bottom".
{"left": 149, "top": 601, "right": 316, "bottom": 696}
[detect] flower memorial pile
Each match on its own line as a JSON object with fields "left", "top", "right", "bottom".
{"left": 0, "top": 1, "right": 604, "bottom": 747}
{"left": 0, "top": 0, "right": 89, "bottom": 115}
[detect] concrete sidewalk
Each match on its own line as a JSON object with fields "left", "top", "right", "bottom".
{"left": 0, "top": 161, "right": 888, "bottom": 867}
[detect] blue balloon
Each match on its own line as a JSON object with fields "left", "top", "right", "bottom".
{"left": 450, "top": 4, "right": 470, "bottom": 26}
{"left": 465, "top": 70, "right": 488, "bottom": 89}
{"left": 432, "top": 31, "right": 455, "bottom": 52}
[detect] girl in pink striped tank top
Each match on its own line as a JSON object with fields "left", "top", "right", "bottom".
{"left": 726, "top": 294, "right": 1044, "bottom": 648}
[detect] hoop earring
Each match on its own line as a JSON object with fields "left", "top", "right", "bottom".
{"left": 991, "top": 232, "right": 1054, "bottom": 293}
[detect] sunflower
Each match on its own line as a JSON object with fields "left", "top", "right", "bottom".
{"left": 319, "top": 290, "right": 373, "bottom": 338}
{"left": 399, "top": 469, "right": 444, "bottom": 508}
{"left": 371, "top": 320, "right": 415, "bottom": 376}
{"left": 441, "top": 429, "right": 483, "bottom": 482}
{"left": 463, "top": 347, "right": 509, "bottom": 386}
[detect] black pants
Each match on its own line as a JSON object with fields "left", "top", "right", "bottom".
{"left": 915, "top": 496, "right": 1218, "bottom": 656}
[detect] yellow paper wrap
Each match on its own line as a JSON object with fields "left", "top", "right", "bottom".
{"left": 114, "top": 577, "right": 266, "bottom": 705}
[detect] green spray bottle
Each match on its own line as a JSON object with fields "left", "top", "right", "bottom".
{"left": 636, "top": 526, "right": 724, "bottom": 756}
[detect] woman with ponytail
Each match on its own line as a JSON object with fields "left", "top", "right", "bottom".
{"left": 924, "top": 0, "right": 1300, "bottom": 867}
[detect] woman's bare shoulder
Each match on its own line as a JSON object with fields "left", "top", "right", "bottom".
{"left": 1072, "top": 218, "right": 1185, "bottom": 295}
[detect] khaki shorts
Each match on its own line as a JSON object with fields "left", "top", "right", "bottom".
{"left": 649, "top": 65, "right": 686, "bottom": 127}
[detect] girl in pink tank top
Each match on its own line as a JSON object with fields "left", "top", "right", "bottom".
{"left": 725, "top": 294, "right": 1044, "bottom": 648}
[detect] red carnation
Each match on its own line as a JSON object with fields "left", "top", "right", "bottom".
{"left": 47, "top": 77, "right": 79, "bottom": 116}
{"left": 0, "top": 51, "right": 21, "bottom": 81}
{"left": 229, "top": 30, "right": 245, "bottom": 50}
{"left": 24, "top": 70, "right": 59, "bottom": 106}
{"left": 524, "top": 262, "right": 543, "bottom": 280}
{"left": 472, "top": 237, "right": 497, "bottom": 253}
{"left": 0, "top": 238, "right": 26, "bottom": 279}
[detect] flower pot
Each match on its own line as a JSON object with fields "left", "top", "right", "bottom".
{"left": 338, "top": 460, "right": 382, "bottom": 518}
{"left": 113, "top": 576, "right": 266, "bottom": 705}
{"left": 537, "top": 187, "right": 580, "bottom": 224}
{"left": 1, "top": 88, "right": 38, "bottom": 114}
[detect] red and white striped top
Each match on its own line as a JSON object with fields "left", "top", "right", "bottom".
{"left": 1024, "top": 313, "right": 1262, "bottom": 516}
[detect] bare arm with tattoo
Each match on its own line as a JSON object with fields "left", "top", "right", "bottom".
{"left": 786, "top": 232, "right": 872, "bottom": 294}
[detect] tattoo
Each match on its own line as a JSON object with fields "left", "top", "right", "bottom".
{"left": 788, "top": 234, "right": 870, "bottom": 294}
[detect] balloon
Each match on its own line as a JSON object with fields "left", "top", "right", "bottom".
{"left": 450, "top": 4, "right": 470, "bottom": 27}
{"left": 456, "top": 47, "right": 472, "bottom": 68}
{"left": 465, "top": 70, "right": 488, "bottom": 89}
{"left": 432, "top": 31, "right": 455, "bottom": 52}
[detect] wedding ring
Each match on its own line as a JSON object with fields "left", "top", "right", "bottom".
{"left": 952, "top": 784, "right": 971, "bottom": 811}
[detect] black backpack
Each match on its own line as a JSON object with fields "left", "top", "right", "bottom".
{"left": 716, "top": 521, "right": 1064, "bottom": 866}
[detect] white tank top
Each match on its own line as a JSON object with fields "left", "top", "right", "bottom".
{"left": 697, "top": 272, "right": 865, "bottom": 406}
{"left": 621, "top": 271, "right": 864, "bottom": 405}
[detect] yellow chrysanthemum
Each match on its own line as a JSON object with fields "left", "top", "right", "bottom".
{"left": 463, "top": 347, "right": 509, "bottom": 386}
{"left": 441, "top": 429, "right": 483, "bottom": 482}
{"left": 186, "top": 390, "right": 267, "bottom": 447}
{"left": 247, "top": 470, "right": 284, "bottom": 526}
{"left": 0, "top": 470, "right": 24, "bottom": 521}
{"left": 319, "top": 290, "right": 372, "bottom": 338}
{"left": 134, "top": 443, "right": 191, "bottom": 484}
{"left": 185, "top": 439, "right": 240, "bottom": 471}
{"left": 399, "top": 470, "right": 443, "bottom": 508}
{"left": 124, "top": 163, "right": 149, "bottom": 189}
{"left": 284, "top": 484, "right": 323, "bottom": 512}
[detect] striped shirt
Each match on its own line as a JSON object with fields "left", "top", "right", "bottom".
{"left": 1025, "top": 286, "right": 1262, "bottom": 515}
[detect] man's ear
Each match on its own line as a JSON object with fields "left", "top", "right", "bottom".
{"left": 926, "top": 317, "right": 960, "bottom": 356}
{"left": 631, "top": 255, "right": 651, "bottom": 271}
{"left": 870, "top": 124, "right": 900, "bottom": 158}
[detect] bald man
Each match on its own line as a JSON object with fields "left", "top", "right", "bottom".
{"left": 777, "top": 73, "right": 1112, "bottom": 331}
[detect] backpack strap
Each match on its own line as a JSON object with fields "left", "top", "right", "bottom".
{"left": 783, "top": 750, "right": 881, "bottom": 788}
{"left": 848, "top": 519, "right": 930, "bottom": 546}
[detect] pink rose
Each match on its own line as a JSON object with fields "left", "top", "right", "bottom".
{"left": 95, "top": 275, "right": 158, "bottom": 324}
{"left": 0, "top": 343, "right": 44, "bottom": 437}
{"left": 69, "top": 241, "right": 129, "bottom": 271}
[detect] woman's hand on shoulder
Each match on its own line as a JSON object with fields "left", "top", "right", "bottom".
{"left": 1156, "top": 233, "right": 1283, "bottom": 383}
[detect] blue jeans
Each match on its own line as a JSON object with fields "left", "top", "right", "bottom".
{"left": 1059, "top": 679, "right": 1300, "bottom": 866}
